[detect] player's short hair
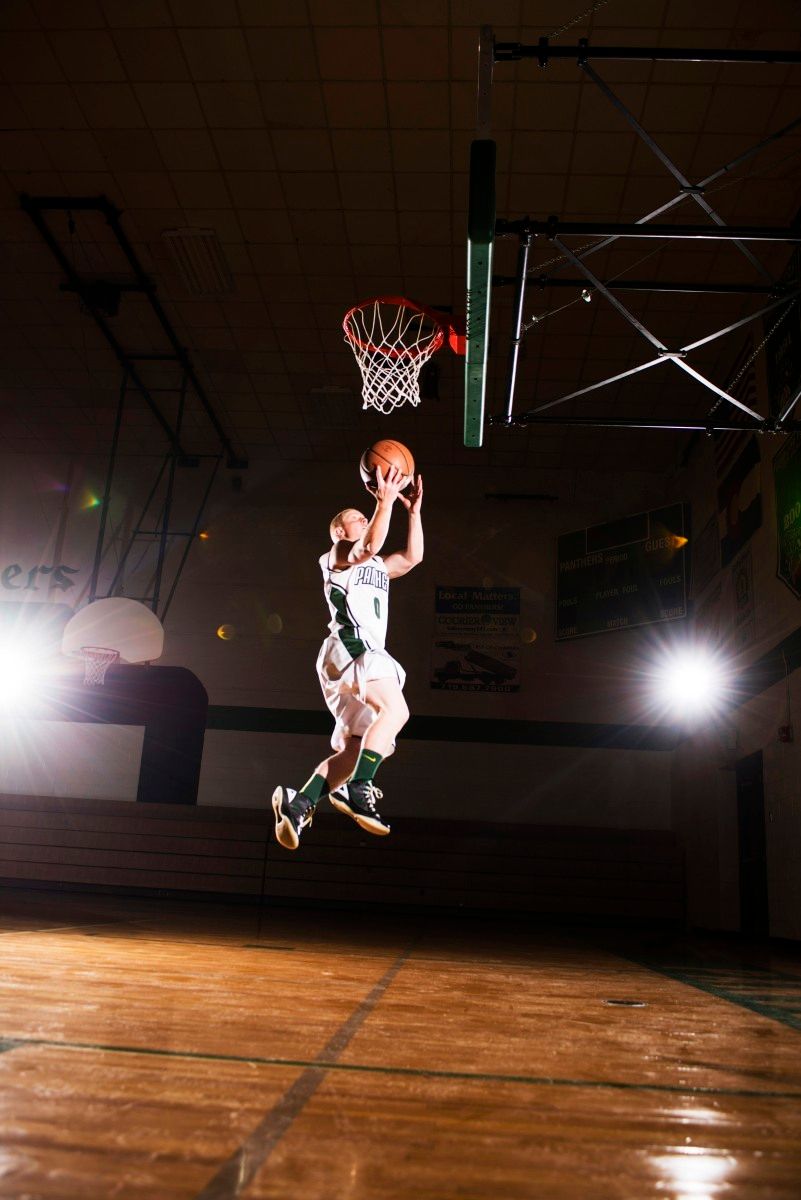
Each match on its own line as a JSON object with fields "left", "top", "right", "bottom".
{"left": 329, "top": 509, "right": 357, "bottom": 541}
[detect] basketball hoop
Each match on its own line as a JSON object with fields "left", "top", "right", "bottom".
{"left": 80, "top": 646, "right": 120, "bottom": 687}
{"left": 343, "top": 296, "right": 465, "bottom": 414}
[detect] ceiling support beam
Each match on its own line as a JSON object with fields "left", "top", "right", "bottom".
{"left": 494, "top": 40, "right": 801, "bottom": 66}
{"left": 493, "top": 276, "right": 783, "bottom": 295}
{"left": 20, "top": 193, "right": 247, "bottom": 468}
{"left": 483, "top": 29, "right": 801, "bottom": 442}
{"left": 488, "top": 412, "right": 794, "bottom": 433}
{"left": 496, "top": 218, "right": 801, "bottom": 241}
{"left": 580, "top": 62, "right": 774, "bottom": 282}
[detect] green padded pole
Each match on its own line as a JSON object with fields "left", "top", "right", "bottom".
{"left": 465, "top": 138, "right": 496, "bottom": 448}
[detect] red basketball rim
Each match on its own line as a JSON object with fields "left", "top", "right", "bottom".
{"left": 343, "top": 295, "right": 449, "bottom": 361}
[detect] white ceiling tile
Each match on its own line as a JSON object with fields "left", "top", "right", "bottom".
{"left": 451, "top": 0, "right": 519, "bottom": 24}
{"left": 115, "top": 170, "right": 180, "bottom": 207}
{"left": 212, "top": 129, "right": 276, "bottom": 170}
{"left": 177, "top": 208, "right": 243, "bottom": 241}
{"left": 134, "top": 82, "right": 207, "bottom": 128}
{"left": 258, "top": 81, "right": 327, "bottom": 127}
{"left": 38, "top": 129, "right": 106, "bottom": 170}
{"left": 247, "top": 27, "right": 318, "bottom": 81}
{"left": 386, "top": 81, "right": 449, "bottom": 127}
{"left": 331, "top": 128, "right": 392, "bottom": 171}
{"left": 92, "top": 129, "right": 163, "bottom": 171}
{"left": 298, "top": 241, "right": 352, "bottom": 275}
{"left": 238, "top": 0, "right": 308, "bottom": 23}
{"left": 395, "top": 171, "right": 450, "bottom": 209}
{"left": 155, "top": 129, "right": 218, "bottom": 170}
{"left": 11, "top": 82, "right": 86, "bottom": 127}
{"left": 391, "top": 128, "right": 450, "bottom": 170}
{"left": 196, "top": 81, "right": 263, "bottom": 128}
{"left": 323, "top": 81, "right": 387, "bottom": 127}
{"left": 338, "top": 171, "right": 395, "bottom": 209}
{"left": 168, "top": 0, "right": 240, "bottom": 25}
{"left": 349, "top": 243, "right": 401, "bottom": 274}
{"left": 289, "top": 208, "right": 347, "bottom": 244}
{"left": 315, "top": 27, "right": 382, "bottom": 80}
{"left": 226, "top": 171, "right": 284, "bottom": 208}
{"left": 73, "top": 81, "right": 145, "bottom": 127}
{"left": 0, "top": 32, "right": 63, "bottom": 81}
{"left": 112, "top": 28, "right": 190, "bottom": 81}
{"left": 0, "top": 130, "right": 52, "bottom": 170}
{"left": 49, "top": 30, "right": 127, "bottom": 82}
{"left": 398, "top": 209, "right": 448, "bottom": 245}
{"left": 169, "top": 170, "right": 230, "bottom": 208}
{"left": 308, "top": 0, "right": 377, "bottom": 21}
{"left": 0, "top": 1, "right": 40, "bottom": 30}
{"left": 380, "top": 0, "right": 447, "bottom": 23}
{"left": 514, "top": 81, "right": 582, "bottom": 132}
{"left": 344, "top": 209, "right": 398, "bottom": 244}
{"left": 640, "top": 85, "right": 712, "bottom": 134}
{"left": 100, "top": 0, "right": 172, "bottom": 27}
{"left": 271, "top": 129, "right": 333, "bottom": 171}
{"left": 282, "top": 172, "right": 340, "bottom": 210}
{"left": 179, "top": 28, "right": 254, "bottom": 81}
{"left": 236, "top": 208, "right": 294, "bottom": 242}
{"left": 382, "top": 27, "right": 449, "bottom": 81}
{"left": 665, "top": 0, "right": 742, "bottom": 27}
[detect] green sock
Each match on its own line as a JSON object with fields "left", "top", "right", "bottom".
{"left": 352, "top": 749, "right": 383, "bottom": 783}
{"left": 299, "top": 773, "right": 327, "bottom": 804}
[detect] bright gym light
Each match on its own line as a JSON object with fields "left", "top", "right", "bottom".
{"left": 0, "top": 639, "right": 43, "bottom": 712}
{"left": 649, "top": 644, "right": 731, "bottom": 720}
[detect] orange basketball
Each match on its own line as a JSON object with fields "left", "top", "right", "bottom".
{"left": 359, "top": 439, "right": 415, "bottom": 490}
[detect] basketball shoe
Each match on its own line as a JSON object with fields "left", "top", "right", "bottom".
{"left": 329, "top": 779, "right": 390, "bottom": 836}
{"left": 272, "top": 786, "right": 315, "bottom": 851}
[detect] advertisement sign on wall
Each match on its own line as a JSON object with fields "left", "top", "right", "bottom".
{"left": 431, "top": 586, "right": 520, "bottom": 692}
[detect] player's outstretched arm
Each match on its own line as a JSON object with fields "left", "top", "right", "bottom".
{"left": 335, "top": 466, "right": 407, "bottom": 568}
{"left": 384, "top": 474, "right": 423, "bottom": 579}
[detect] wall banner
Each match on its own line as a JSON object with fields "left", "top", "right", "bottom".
{"left": 692, "top": 514, "right": 719, "bottom": 597}
{"left": 717, "top": 435, "right": 762, "bottom": 569}
{"left": 773, "top": 433, "right": 801, "bottom": 598}
{"left": 431, "top": 586, "right": 520, "bottom": 692}
{"left": 731, "top": 547, "right": 756, "bottom": 652}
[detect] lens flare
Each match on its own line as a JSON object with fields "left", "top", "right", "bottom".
{"left": 216, "top": 624, "right": 236, "bottom": 640}
{"left": 0, "top": 640, "right": 42, "bottom": 712}
{"left": 650, "top": 644, "right": 731, "bottom": 719}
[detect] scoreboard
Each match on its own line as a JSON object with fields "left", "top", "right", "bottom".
{"left": 556, "top": 503, "right": 689, "bottom": 640}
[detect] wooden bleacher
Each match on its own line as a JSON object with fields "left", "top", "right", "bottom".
{"left": 0, "top": 794, "right": 684, "bottom": 918}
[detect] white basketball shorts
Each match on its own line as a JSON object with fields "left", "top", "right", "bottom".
{"left": 316, "top": 636, "right": 406, "bottom": 752}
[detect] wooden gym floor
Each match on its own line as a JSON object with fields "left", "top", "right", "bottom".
{"left": 1, "top": 888, "right": 801, "bottom": 1198}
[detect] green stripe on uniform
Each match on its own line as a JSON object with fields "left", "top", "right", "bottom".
{"left": 330, "top": 586, "right": 367, "bottom": 659}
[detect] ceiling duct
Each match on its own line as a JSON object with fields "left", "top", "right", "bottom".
{"left": 161, "top": 228, "right": 234, "bottom": 296}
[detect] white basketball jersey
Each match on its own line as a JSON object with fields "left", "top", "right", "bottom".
{"left": 319, "top": 551, "right": 389, "bottom": 656}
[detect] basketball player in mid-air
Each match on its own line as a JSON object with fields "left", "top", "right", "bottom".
{"left": 272, "top": 464, "right": 423, "bottom": 850}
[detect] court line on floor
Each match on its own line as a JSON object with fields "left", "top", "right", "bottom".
{"left": 195, "top": 940, "right": 416, "bottom": 1199}
{"left": 619, "top": 954, "right": 801, "bottom": 1032}
{"left": 0, "top": 920, "right": 132, "bottom": 936}
{"left": 1, "top": 1034, "right": 799, "bottom": 1101}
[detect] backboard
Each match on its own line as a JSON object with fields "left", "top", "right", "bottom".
{"left": 61, "top": 598, "right": 165, "bottom": 664}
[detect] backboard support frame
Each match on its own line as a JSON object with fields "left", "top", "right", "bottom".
{"left": 466, "top": 32, "right": 801, "bottom": 445}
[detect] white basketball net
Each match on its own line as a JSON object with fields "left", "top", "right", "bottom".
{"left": 343, "top": 297, "right": 446, "bottom": 414}
{"left": 81, "top": 645, "right": 120, "bottom": 686}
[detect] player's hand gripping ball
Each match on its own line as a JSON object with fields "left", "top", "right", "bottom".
{"left": 359, "top": 439, "right": 415, "bottom": 494}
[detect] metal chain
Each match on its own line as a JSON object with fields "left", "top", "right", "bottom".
{"left": 708, "top": 301, "right": 795, "bottom": 415}
{"left": 549, "top": 0, "right": 610, "bottom": 40}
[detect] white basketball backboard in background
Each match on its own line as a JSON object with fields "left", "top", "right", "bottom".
{"left": 61, "top": 598, "right": 165, "bottom": 664}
